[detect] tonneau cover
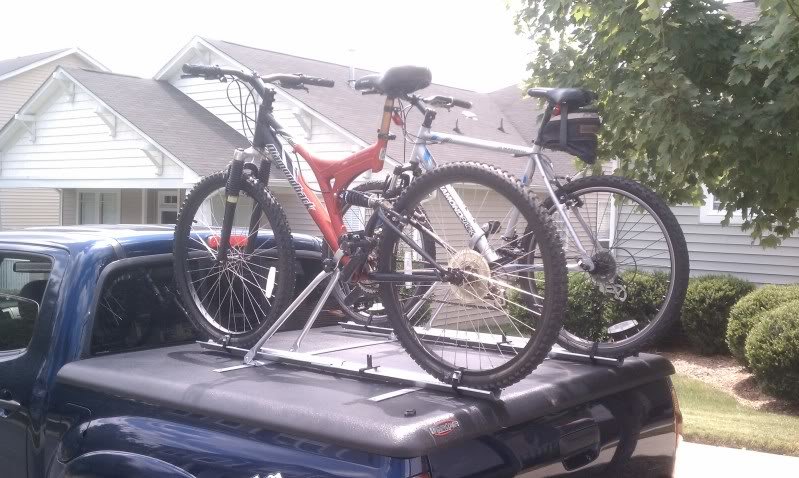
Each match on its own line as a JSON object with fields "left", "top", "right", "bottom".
{"left": 57, "top": 326, "right": 674, "bottom": 457}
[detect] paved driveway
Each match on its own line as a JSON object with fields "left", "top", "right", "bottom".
{"left": 675, "top": 442, "right": 799, "bottom": 477}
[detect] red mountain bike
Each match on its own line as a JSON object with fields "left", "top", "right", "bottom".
{"left": 173, "top": 64, "right": 567, "bottom": 389}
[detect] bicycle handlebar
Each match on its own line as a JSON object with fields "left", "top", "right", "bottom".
{"left": 421, "top": 95, "right": 472, "bottom": 110}
{"left": 181, "top": 64, "right": 335, "bottom": 89}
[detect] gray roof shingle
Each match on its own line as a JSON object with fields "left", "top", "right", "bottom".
{"left": 205, "top": 39, "right": 577, "bottom": 178}
{"left": 0, "top": 49, "right": 70, "bottom": 78}
{"left": 66, "top": 68, "right": 249, "bottom": 176}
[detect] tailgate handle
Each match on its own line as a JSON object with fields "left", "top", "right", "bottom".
{"left": 559, "top": 422, "right": 600, "bottom": 471}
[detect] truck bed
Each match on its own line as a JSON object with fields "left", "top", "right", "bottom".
{"left": 57, "top": 325, "right": 674, "bottom": 458}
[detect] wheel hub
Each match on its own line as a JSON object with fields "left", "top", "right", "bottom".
{"left": 589, "top": 250, "right": 617, "bottom": 282}
{"left": 448, "top": 249, "right": 491, "bottom": 302}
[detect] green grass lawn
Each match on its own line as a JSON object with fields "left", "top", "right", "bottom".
{"left": 672, "top": 374, "right": 799, "bottom": 456}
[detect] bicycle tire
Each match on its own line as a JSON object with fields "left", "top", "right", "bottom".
{"left": 333, "top": 180, "right": 436, "bottom": 327}
{"left": 543, "top": 175, "right": 689, "bottom": 357}
{"left": 378, "top": 162, "right": 567, "bottom": 390}
{"left": 173, "top": 171, "right": 296, "bottom": 348}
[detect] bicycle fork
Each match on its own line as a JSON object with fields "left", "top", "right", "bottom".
{"left": 217, "top": 149, "right": 247, "bottom": 263}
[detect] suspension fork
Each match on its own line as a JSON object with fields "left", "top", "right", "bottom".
{"left": 217, "top": 148, "right": 248, "bottom": 263}
{"left": 244, "top": 152, "right": 273, "bottom": 255}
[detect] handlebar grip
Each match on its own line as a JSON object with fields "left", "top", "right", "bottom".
{"left": 452, "top": 98, "right": 472, "bottom": 109}
{"left": 182, "top": 64, "right": 220, "bottom": 78}
{"left": 305, "top": 77, "right": 335, "bottom": 88}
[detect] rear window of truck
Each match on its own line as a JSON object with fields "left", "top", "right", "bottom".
{"left": 91, "top": 264, "right": 198, "bottom": 355}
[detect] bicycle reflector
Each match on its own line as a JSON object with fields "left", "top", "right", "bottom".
{"left": 207, "top": 235, "right": 249, "bottom": 248}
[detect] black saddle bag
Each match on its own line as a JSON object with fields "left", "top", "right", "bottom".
{"left": 540, "top": 106, "right": 601, "bottom": 164}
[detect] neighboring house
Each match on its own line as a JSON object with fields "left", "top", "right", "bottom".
{"left": 0, "top": 48, "right": 108, "bottom": 230}
{"left": 0, "top": 36, "right": 575, "bottom": 239}
{"left": 0, "top": 67, "right": 248, "bottom": 227}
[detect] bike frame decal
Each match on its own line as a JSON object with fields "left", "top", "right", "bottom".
{"left": 267, "top": 144, "right": 316, "bottom": 210}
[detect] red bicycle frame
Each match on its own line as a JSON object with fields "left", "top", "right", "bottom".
{"left": 287, "top": 98, "right": 394, "bottom": 252}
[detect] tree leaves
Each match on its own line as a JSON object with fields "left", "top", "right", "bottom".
{"left": 515, "top": 0, "right": 799, "bottom": 245}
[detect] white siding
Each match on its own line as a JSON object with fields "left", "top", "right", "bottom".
{"left": 0, "top": 53, "right": 94, "bottom": 128}
{"left": 0, "top": 188, "right": 60, "bottom": 229}
{"left": 0, "top": 90, "right": 185, "bottom": 184}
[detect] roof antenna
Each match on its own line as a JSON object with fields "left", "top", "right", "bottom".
{"left": 498, "top": 118, "right": 506, "bottom": 133}
{"left": 453, "top": 119, "right": 462, "bottom": 134}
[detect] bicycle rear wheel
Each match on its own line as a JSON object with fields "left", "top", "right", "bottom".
{"left": 173, "top": 171, "right": 296, "bottom": 347}
{"left": 377, "top": 162, "right": 567, "bottom": 390}
{"left": 544, "top": 175, "right": 689, "bottom": 357}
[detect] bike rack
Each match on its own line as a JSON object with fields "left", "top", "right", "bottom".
{"left": 201, "top": 251, "right": 622, "bottom": 403}
{"left": 338, "top": 321, "right": 626, "bottom": 367}
{"left": 201, "top": 340, "right": 500, "bottom": 401}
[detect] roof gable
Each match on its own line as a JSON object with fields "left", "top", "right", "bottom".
{"left": 0, "top": 49, "right": 69, "bottom": 77}
{"left": 0, "top": 48, "right": 109, "bottom": 83}
{"left": 0, "top": 67, "right": 249, "bottom": 180}
{"left": 64, "top": 68, "right": 249, "bottom": 176}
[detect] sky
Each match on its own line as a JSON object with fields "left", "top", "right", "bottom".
{"left": 0, "top": 0, "right": 532, "bottom": 92}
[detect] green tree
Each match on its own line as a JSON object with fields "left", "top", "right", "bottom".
{"left": 514, "top": 0, "right": 799, "bottom": 246}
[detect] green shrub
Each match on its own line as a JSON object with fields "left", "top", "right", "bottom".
{"left": 745, "top": 300, "right": 799, "bottom": 402}
{"left": 563, "top": 273, "right": 608, "bottom": 340}
{"left": 681, "top": 275, "right": 755, "bottom": 355}
{"left": 562, "top": 270, "right": 670, "bottom": 342}
{"left": 727, "top": 285, "right": 799, "bottom": 364}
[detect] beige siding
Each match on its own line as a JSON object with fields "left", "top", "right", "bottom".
{"left": 62, "top": 189, "right": 76, "bottom": 225}
{"left": 0, "top": 54, "right": 94, "bottom": 128}
{"left": 0, "top": 188, "right": 61, "bottom": 229}
{"left": 120, "top": 189, "right": 143, "bottom": 223}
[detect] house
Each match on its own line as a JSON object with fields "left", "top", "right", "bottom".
{"left": 0, "top": 48, "right": 108, "bottom": 229}
{"left": 0, "top": 37, "right": 574, "bottom": 238}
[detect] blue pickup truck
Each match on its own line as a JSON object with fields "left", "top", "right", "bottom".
{"left": 0, "top": 226, "right": 680, "bottom": 477}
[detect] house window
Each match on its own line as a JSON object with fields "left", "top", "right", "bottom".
{"left": 699, "top": 187, "right": 743, "bottom": 225}
{"left": 158, "top": 191, "right": 179, "bottom": 224}
{"left": 78, "top": 190, "right": 120, "bottom": 225}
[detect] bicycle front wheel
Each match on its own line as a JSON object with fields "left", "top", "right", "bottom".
{"left": 377, "top": 162, "right": 567, "bottom": 390}
{"left": 544, "top": 175, "right": 689, "bottom": 357}
{"left": 173, "top": 171, "right": 296, "bottom": 348}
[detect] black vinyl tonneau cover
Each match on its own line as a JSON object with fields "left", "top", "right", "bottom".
{"left": 57, "top": 326, "right": 674, "bottom": 457}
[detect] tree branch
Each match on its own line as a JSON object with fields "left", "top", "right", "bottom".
{"left": 787, "top": 0, "right": 799, "bottom": 23}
